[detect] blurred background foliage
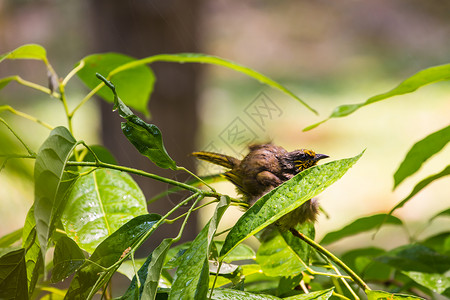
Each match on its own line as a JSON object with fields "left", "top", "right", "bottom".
{"left": 0, "top": 0, "right": 449, "bottom": 262}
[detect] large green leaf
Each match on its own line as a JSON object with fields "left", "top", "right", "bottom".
{"left": 213, "top": 241, "right": 256, "bottom": 263}
{"left": 169, "top": 196, "right": 230, "bottom": 300}
{"left": 403, "top": 271, "right": 450, "bottom": 294}
{"left": 366, "top": 290, "right": 425, "bottom": 300}
{"left": 388, "top": 165, "right": 450, "bottom": 217}
{"left": 120, "top": 238, "right": 173, "bottom": 300}
{"left": 256, "top": 226, "right": 306, "bottom": 277}
{"left": 51, "top": 236, "right": 85, "bottom": 283}
{"left": 375, "top": 244, "right": 450, "bottom": 274}
{"left": 0, "top": 248, "right": 29, "bottom": 300}
{"left": 0, "top": 44, "right": 47, "bottom": 63}
{"left": 97, "top": 74, "right": 177, "bottom": 169}
{"left": 61, "top": 168, "right": 148, "bottom": 253}
{"left": 220, "top": 152, "right": 364, "bottom": 258}
{"left": 394, "top": 125, "right": 450, "bottom": 188}
{"left": 65, "top": 214, "right": 162, "bottom": 300}
{"left": 320, "top": 214, "right": 403, "bottom": 245}
{"left": 77, "top": 53, "right": 154, "bottom": 117}
{"left": 305, "top": 63, "right": 450, "bottom": 131}
{"left": 22, "top": 206, "right": 43, "bottom": 297}
{"left": 108, "top": 53, "right": 317, "bottom": 115}
{"left": 34, "top": 126, "right": 78, "bottom": 261}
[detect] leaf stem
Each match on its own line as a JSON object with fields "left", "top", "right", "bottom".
{"left": 289, "top": 228, "right": 370, "bottom": 291}
{"left": 166, "top": 199, "right": 217, "bottom": 224}
{"left": 66, "top": 160, "right": 217, "bottom": 196}
{"left": 177, "top": 166, "right": 216, "bottom": 192}
{"left": 0, "top": 117, "right": 36, "bottom": 156}
{"left": 62, "top": 60, "right": 85, "bottom": 86}
{"left": 0, "top": 105, "right": 53, "bottom": 130}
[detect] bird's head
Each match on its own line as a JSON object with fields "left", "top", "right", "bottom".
{"left": 283, "top": 149, "right": 329, "bottom": 172}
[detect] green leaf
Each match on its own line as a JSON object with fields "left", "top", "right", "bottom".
{"left": 403, "top": 271, "right": 450, "bottom": 294}
{"left": 305, "top": 64, "right": 450, "bottom": 131}
{"left": 256, "top": 226, "right": 306, "bottom": 277}
{"left": 22, "top": 206, "right": 43, "bottom": 297}
{"left": 213, "top": 241, "right": 256, "bottom": 263}
{"left": 108, "top": 53, "right": 317, "bottom": 115}
{"left": 0, "top": 248, "right": 29, "bottom": 300}
{"left": 210, "top": 288, "right": 282, "bottom": 299}
{"left": 281, "top": 222, "right": 315, "bottom": 265}
{"left": 62, "top": 167, "right": 148, "bottom": 253}
{"left": 220, "top": 151, "right": 364, "bottom": 258}
{"left": 420, "top": 231, "right": 450, "bottom": 254}
{"left": 388, "top": 165, "right": 450, "bottom": 216}
{"left": 284, "top": 287, "right": 334, "bottom": 299}
{"left": 97, "top": 74, "right": 177, "bottom": 170}
{"left": 81, "top": 145, "right": 117, "bottom": 165}
{"left": 65, "top": 214, "right": 162, "bottom": 300}
{"left": 431, "top": 208, "right": 450, "bottom": 221}
{"left": 0, "top": 44, "right": 47, "bottom": 63}
{"left": 320, "top": 214, "right": 403, "bottom": 245}
{"left": 0, "top": 228, "right": 23, "bottom": 248}
{"left": 169, "top": 196, "right": 230, "bottom": 300}
{"left": 77, "top": 53, "right": 154, "bottom": 117}
{"left": 120, "top": 238, "right": 173, "bottom": 300}
{"left": 375, "top": 244, "right": 450, "bottom": 274}
{"left": 341, "top": 247, "right": 391, "bottom": 281}
{"left": 51, "top": 236, "right": 85, "bottom": 283}
{"left": 33, "top": 126, "right": 78, "bottom": 262}
{"left": 394, "top": 125, "right": 450, "bottom": 188}
{"left": 366, "top": 289, "right": 425, "bottom": 300}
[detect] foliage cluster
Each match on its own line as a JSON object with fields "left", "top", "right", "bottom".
{"left": 0, "top": 44, "right": 449, "bottom": 299}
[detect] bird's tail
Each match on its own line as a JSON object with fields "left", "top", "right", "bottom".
{"left": 191, "top": 151, "right": 241, "bottom": 169}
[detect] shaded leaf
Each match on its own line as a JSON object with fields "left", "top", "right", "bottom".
{"left": 281, "top": 222, "right": 315, "bottom": 264}
{"left": 109, "top": 53, "right": 317, "bottom": 115}
{"left": 169, "top": 196, "right": 230, "bottom": 300}
{"left": 82, "top": 145, "right": 117, "bottom": 165}
{"left": 394, "top": 125, "right": 450, "bottom": 188}
{"left": 65, "top": 214, "right": 162, "bottom": 300}
{"left": 403, "top": 271, "right": 450, "bottom": 294}
{"left": 220, "top": 152, "right": 364, "bottom": 258}
{"left": 77, "top": 53, "right": 154, "bottom": 117}
{"left": 375, "top": 244, "right": 450, "bottom": 274}
{"left": 388, "top": 165, "right": 450, "bottom": 217}
{"left": 320, "top": 214, "right": 402, "bottom": 245}
{"left": 0, "top": 44, "right": 47, "bottom": 63}
{"left": 210, "top": 288, "right": 282, "bottom": 299}
{"left": 51, "top": 236, "right": 85, "bottom": 283}
{"left": 22, "top": 206, "right": 43, "bottom": 297}
{"left": 213, "top": 241, "right": 256, "bottom": 263}
{"left": 284, "top": 287, "right": 334, "bottom": 300}
{"left": 97, "top": 74, "right": 177, "bottom": 169}
{"left": 341, "top": 247, "right": 391, "bottom": 281}
{"left": 34, "top": 126, "right": 78, "bottom": 262}
{"left": 0, "top": 248, "right": 28, "bottom": 300}
{"left": 256, "top": 226, "right": 307, "bottom": 277}
{"left": 0, "top": 228, "right": 23, "bottom": 248}
{"left": 120, "top": 238, "right": 173, "bottom": 300}
{"left": 366, "top": 289, "right": 425, "bottom": 300}
{"left": 62, "top": 168, "right": 148, "bottom": 253}
{"left": 420, "top": 231, "right": 450, "bottom": 254}
{"left": 305, "top": 64, "right": 450, "bottom": 131}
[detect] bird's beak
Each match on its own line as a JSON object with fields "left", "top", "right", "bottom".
{"left": 314, "top": 153, "right": 329, "bottom": 161}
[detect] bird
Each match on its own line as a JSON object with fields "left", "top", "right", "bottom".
{"left": 192, "top": 144, "right": 329, "bottom": 229}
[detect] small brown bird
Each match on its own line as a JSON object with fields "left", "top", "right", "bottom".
{"left": 192, "top": 144, "right": 329, "bottom": 229}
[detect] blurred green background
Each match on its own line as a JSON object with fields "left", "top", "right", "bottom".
{"left": 0, "top": 0, "right": 449, "bottom": 256}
